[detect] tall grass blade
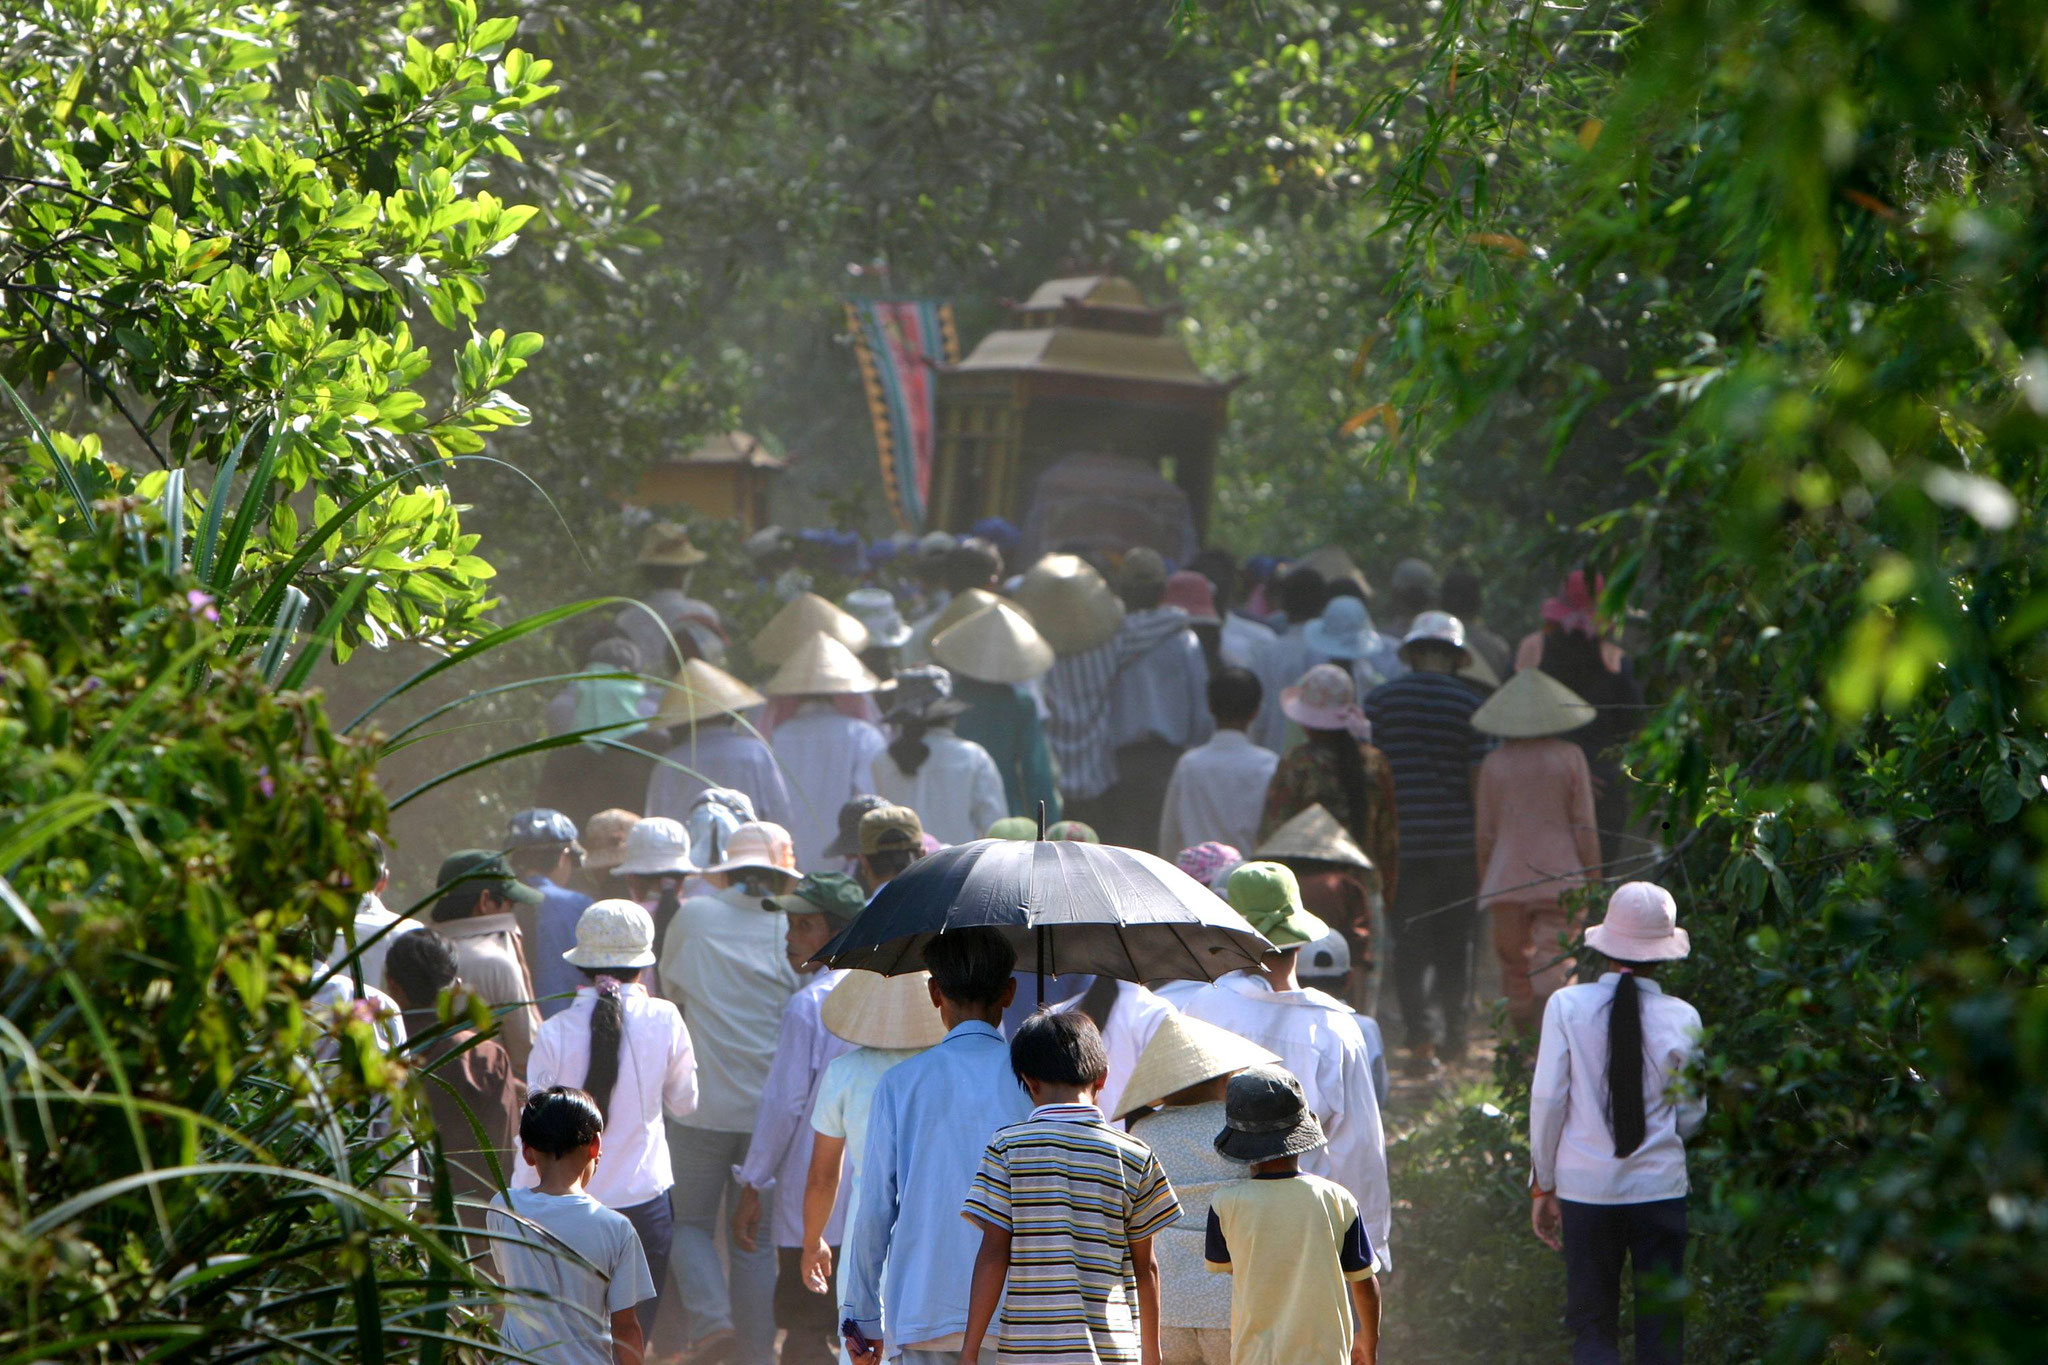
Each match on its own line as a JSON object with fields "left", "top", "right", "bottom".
{"left": 206, "top": 422, "right": 282, "bottom": 593}
{"left": 0, "top": 372, "right": 97, "bottom": 532}
{"left": 257, "top": 586, "right": 309, "bottom": 683}
{"left": 191, "top": 426, "right": 254, "bottom": 585}
{"left": 278, "top": 573, "right": 374, "bottom": 690}
{"left": 157, "top": 468, "right": 185, "bottom": 572}
{"left": 343, "top": 597, "right": 626, "bottom": 734}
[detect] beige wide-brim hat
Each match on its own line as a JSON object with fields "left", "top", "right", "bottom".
{"left": 1256, "top": 804, "right": 1373, "bottom": 871}
{"left": 1113, "top": 1013, "right": 1281, "bottom": 1120}
{"left": 637, "top": 521, "right": 708, "bottom": 568}
{"left": 821, "top": 970, "right": 948, "bottom": 1050}
{"left": 930, "top": 601, "right": 1055, "bottom": 685}
{"left": 581, "top": 809, "right": 642, "bottom": 872}
{"left": 655, "top": 659, "right": 767, "bottom": 727}
{"left": 922, "top": 587, "right": 1004, "bottom": 640}
{"left": 752, "top": 593, "right": 871, "bottom": 666}
{"left": 763, "top": 633, "right": 880, "bottom": 696}
{"left": 1010, "top": 554, "right": 1125, "bottom": 655}
{"left": 1470, "top": 667, "right": 1595, "bottom": 738}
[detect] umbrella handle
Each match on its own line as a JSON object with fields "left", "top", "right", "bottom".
{"left": 1037, "top": 800, "right": 1047, "bottom": 840}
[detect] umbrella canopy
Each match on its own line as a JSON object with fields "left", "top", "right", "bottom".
{"left": 814, "top": 838, "right": 1274, "bottom": 985}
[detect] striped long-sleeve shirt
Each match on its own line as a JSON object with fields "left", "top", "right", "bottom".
{"left": 963, "top": 1103, "right": 1182, "bottom": 1362}
{"left": 1363, "top": 670, "right": 1491, "bottom": 859}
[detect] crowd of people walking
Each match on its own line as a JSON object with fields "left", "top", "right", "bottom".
{"left": 329, "top": 524, "right": 1701, "bottom": 1365}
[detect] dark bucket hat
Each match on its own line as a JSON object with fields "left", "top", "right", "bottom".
{"left": 1214, "top": 1064, "right": 1328, "bottom": 1163}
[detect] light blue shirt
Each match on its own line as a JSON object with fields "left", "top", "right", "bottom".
{"left": 843, "top": 1019, "right": 1032, "bottom": 1350}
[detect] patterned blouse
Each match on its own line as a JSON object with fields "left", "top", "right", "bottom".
{"left": 1258, "top": 738, "right": 1401, "bottom": 904}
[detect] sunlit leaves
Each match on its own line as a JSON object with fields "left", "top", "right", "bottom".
{"left": 1, "top": 0, "right": 552, "bottom": 660}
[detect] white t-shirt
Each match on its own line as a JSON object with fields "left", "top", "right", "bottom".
{"left": 488, "top": 1188, "right": 656, "bottom": 1365}
{"left": 810, "top": 1044, "right": 925, "bottom": 1306}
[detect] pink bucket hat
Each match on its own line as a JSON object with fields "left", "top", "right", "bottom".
{"left": 1280, "top": 663, "right": 1370, "bottom": 738}
{"left": 1162, "top": 571, "right": 1221, "bottom": 625}
{"left": 1175, "top": 841, "right": 1242, "bottom": 888}
{"left": 1584, "top": 882, "right": 1690, "bottom": 962}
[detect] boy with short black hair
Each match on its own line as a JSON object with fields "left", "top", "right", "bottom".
{"left": 960, "top": 1011, "right": 1181, "bottom": 1365}
{"left": 1204, "top": 1065, "right": 1380, "bottom": 1365}
{"left": 487, "top": 1087, "right": 655, "bottom": 1365}
{"left": 842, "top": 928, "right": 1032, "bottom": 1365}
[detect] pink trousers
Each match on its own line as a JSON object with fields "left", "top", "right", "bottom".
{"left": 1488, "top": 899, "right": 1581, "bottom": 1032}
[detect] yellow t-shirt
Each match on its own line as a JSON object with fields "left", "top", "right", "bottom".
{"left": 1205, "top": 1171, "right": 1376, "bottom": 1365}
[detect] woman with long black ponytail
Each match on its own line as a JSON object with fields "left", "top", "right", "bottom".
{"left": 1529, "top": 882, "right": 1705, "bottom": 1365}
{"left": 522, "top": 899, "right": 699, "bottom": 1334}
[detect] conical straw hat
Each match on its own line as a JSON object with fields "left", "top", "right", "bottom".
{"left": 930, "top": 601, "right": 1055, "bottom": 684}
{"left": 654, "top": 659, "right": 766, "bottom": 727}
{"left": 1295, "top": 545, "right": 1373, "bottom": 600}
{"left": 821, "top": 969, "right": 948, "bottom": 1050}
{"left": 922, "top": 587, "right": 1005, "bottom": 640}
{"left": 1470, "top": 667, "right": 1595, "bottom": 738}
{"left": 1255, "top": 804, "right": 1373, "bottom": 870}
{"left": 1460, "top": 647, "right": 1502, "bottom": 690}
{"left": 1010, "top": 554, "right": 1125, "bottom": 655}
{"left": 751, "top": 592, "right": 871, "bottom": 666}
{"left": 763, "top": 633, "right": 880, "bottom": 696}
{"left": 1113, "top": 1013, "right": 1280, "bottom": 1120}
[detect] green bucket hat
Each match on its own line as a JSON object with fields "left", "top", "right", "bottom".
{"left": 1226, "top": 862, "right": 1330, "bottom": 950}
{"left": 765, "top": 871, "right": 868, "bottom": 929}
{"left": 985, "top": 816, "right": 1039, "bottom": 841}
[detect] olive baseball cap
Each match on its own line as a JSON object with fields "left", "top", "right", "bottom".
{"left": 764, "top": 872, "right": 868, "bottom": 929}
{"left": 434, "top": 848, "right": 545, "bottom": 916}
{"left": 859, "top": 804, "right": 924, "bottom": 857}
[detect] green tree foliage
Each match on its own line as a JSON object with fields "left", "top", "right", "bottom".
{"left": 0, "top": 509, "right": 506, "bottom": 1357}
{"left": 2, "top": 0, "right": 555, "bottom": 655}
{"left": 1172, "top": 0, "right": 2048, "bottom": 1356}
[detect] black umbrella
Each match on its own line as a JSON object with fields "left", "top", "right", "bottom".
{"left": 813, "top": 838, "right": 1273, "bottom": 994}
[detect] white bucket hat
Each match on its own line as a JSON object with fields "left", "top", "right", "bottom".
{"left": 843, "top": 587, "right": 912, "bottom": 649}
{"left": 1399, "top": 609, "right": 1471, "bottom": 664}
{"left": 1113, "top": 1013, "right": 1280, "bottom": 1120}
{"left": 563, "top": 898, "right": 658, "bottom": 970}
{"left": 612, "top": 816, "right": 694, "bottom": 878}
{"left": 1584, "top": 882, "right": 1691, "bottom": 962}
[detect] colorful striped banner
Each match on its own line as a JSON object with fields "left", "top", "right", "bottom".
{"left": 846, "top": 299, "right": 958, "bottom": 530}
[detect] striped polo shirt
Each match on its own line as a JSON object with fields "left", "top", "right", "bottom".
{"left": 963, "top": 1103, "right": 1182, "bottom": 1362}
{"left": 1364, "top": 670, "right": 1492, "bottom": 858}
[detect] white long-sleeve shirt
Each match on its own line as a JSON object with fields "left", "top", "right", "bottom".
{"left": 645, "top": 722, "right": 795, "bottom": 831}
{"left": 1181, "top": 972, "right": 1392, "bottom": 1266}
{"left": 658, "top": 885, "right": 800, "bottom": 1132}
{"left": 733, "top": 967, "right": 854, "bottom": 1247}
{"left": 521, "top": 983, "right": 698, "bottom": 1208}
{"left": 870, "top": 729, "right": 1007, "bottom": 848}
{"left": 1530, "top": 973, "right": 1704, "bottom": 1204}
{"left": 1156, "top": 729, "right": 1280, "bottom": 859}
{"left": 770, "top": 704, "right": 888, "bottom": 871}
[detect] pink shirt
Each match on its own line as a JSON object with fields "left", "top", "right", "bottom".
{"left": 1473, "top": 738, "right": 1602, "bottom": 908}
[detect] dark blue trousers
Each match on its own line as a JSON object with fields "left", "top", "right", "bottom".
{"left": 1561, "top": 1196, "right": 1687, "bottom": 1364}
